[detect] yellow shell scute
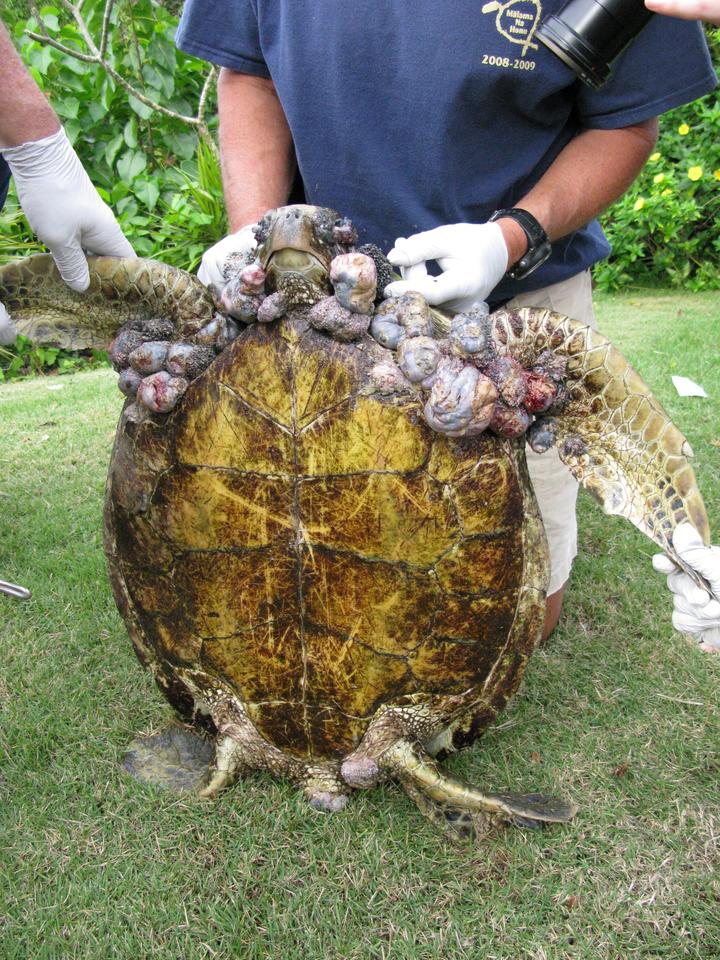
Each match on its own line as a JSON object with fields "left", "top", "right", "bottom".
{"left": 149, "top": 468, "right": 294, "bottom": 550}
{"left": 174, "top": 381, "right": 294, "bottom": 474}
{"left": 300, "top": 472, "right": 459, "bottom": 565}
{"left": 218, "top": 334, "right": 294, "bottom": 427}
{"left": 175, "top": 548, "right": 298, "bottom": 639}
{"left": 303, "top": 626, "right": 410, "bottom": 718}
{"left": 302, "top": 551, "right": 440, "bottom": 656}
{"left": 298, "top": 395, "right": 429, "bottom": 475}
{"left": 293, "top": 338, "right": 355, "bottom": 427}
{"left": 435, "top": 532, "right": 523, "bottom": 594}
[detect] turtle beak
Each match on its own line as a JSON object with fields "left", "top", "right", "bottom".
{"left": 264, "top": 248, "right": 330, "bottom": 291}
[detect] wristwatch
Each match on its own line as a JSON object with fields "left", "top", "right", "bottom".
{"left": 489, "top": 208, "right": 552, "bottom": 281}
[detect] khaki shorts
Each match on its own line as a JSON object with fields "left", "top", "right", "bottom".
{"left": 505, "top": 271, "right": 597, "bottom": 595}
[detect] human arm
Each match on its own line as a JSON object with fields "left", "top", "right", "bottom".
{"left": 644, "top": 0, "right": 720, "bottom": 23}
{"left": 0, "top": 21, "right": 133, "bottom": 302}
{"left": 0, "top": 21, "right": 59, "bottom": 146}
{"left": 386, "top": 120, "right": 659, "bottom": 309}
{"left": 196, "top": 69, "right": 296, "bottom": 291}
{"left": 218, "top": 68, "right": 296, "bottom": 230}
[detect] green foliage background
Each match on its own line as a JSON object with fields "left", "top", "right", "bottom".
{"left": 595, "top": 31, "right": 720, "bottom": 292}
{"left": 1, "top": 0, "right": 226, "bottom": 273}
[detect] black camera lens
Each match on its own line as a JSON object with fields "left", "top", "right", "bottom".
{"left": 536, "top": 0, "right": 655, "bottom": 89}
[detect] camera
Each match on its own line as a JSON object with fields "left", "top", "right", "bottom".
{"left": 536, "top": 0, "right": 655, "bottom": 89}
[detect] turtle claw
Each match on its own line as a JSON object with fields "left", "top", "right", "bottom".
{"left": 123, "top": 724, "right": 214, "bottom": 793}
{"left": 196, "top": 729, "right": 249, "bottom": 798}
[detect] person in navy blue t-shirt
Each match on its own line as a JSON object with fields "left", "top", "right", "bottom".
{"left": 176, "top": 1, "right": 720, "bottom": 648}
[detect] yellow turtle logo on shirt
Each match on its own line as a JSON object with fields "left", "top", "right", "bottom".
{"left": 482, "top": 0, "right": 541, "bottom": 56}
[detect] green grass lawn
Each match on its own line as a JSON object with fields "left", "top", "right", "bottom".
{"left": 1, "top": 289, "right": 719, "bottom": 960}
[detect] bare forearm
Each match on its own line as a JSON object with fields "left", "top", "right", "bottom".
{"left": 497, "top": 121, "right": 659, "bottom": 265}
{"left": 218, "top": 69, "right": 296, "bottom": 231}
{"left": 0, "top": 22, "right": 59, "bottom": 148}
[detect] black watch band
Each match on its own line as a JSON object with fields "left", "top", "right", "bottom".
{"left": 489, "top": 208, "right": 552, "bottom": 281}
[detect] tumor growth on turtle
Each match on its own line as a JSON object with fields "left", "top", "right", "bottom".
{"left": 0, "top": 204, "right": 713, "bottom": 844}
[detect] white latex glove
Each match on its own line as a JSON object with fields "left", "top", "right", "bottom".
{"left": 197, "top": 223, "right": 258, "bottom": 296}
{"left": 1, "top": 128, "right": 134, "bottom": 292}
{"left": 652, "top": 522, "right": 720, "bottom": 653}
{"left": 385, "top": 222, "right": 509, "bottom": 313}
{"left": 0, "top": 301, "right": 17, "bottom": 345}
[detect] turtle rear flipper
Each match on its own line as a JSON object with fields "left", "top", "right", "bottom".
{"left": 497, "top": 307, "right": 711, "bottom": 568}
{"left": 382, "top": 739, "right": 576, "bottom": 843}
{"left": 124, "top": 724, "right": 215, "bottom": 793}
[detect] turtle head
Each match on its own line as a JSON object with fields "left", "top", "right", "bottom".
{"left": 254, "top": 204, "right": 357, "bottom": 292}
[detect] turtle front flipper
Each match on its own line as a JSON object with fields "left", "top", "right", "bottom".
{"left": 496, "top": 307, "right": 711, "bottom": 579}
{"left": 382, "top": 740, "right": 575, "bottom": 843}
{"left": 0, "top": 254, "right": 215, "bottom": 351}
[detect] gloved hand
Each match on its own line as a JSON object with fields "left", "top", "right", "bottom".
{"left": 385, "top": 222, "right": 509, "bottom": 313}
{"left": 0, "top": 301, "right": 16, "bottom": 346}
{"left": 653, "top": 522, "right": 720, "bottom": 653}
{"left": 1, "top": 127, "right": 134, "bottom": 292}
{"left": 197, "top": 223, "right": 258, "bottom": 296}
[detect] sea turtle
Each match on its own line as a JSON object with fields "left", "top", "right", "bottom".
{"left": 1, "top": 204, "right": 711, "bottom": 841}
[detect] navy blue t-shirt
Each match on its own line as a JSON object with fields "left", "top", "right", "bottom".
{"left": 176, "top": 1, "right": 716, "bottom": 299}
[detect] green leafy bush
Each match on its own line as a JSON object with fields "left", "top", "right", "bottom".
{"left": 10, "top": 0, "right": 226, "bottom": 267}
{"left": 596, "top": 28, "right": 720, "bottom": 291}
{"left": 0, "top": 335, "right": 108, "bottom": 380}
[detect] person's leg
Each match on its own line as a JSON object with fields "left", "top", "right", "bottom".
{"left": 504, "top": 270, "right": 597, "bottom": 639}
